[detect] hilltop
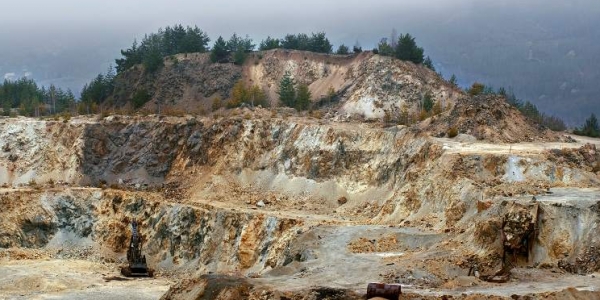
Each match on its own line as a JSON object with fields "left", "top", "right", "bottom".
{"left": 98, "top": 49, "right": 569, "bottom": 144}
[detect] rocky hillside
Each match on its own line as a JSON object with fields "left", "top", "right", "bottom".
{"left": 422, "top": 95, "right": 565, "bottom": 142}
{"left": 104, "top": 49, "right": 569, "bottom": 144}
{"left": 107, "top": 50, "right": 458, "bottom": 119}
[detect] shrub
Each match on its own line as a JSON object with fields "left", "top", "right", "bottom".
{"left": 131, "top": 89, "right": 152, "bottom": 109}
{"left": 468, "top": 82, "right": 485, "bottom": 96}
{"left": 310, "top": 110, "right": 324, "bottom": 119}
{"left": 432, "top": 100, "right": 442, "bottom": 115}
{"left": 62, "top": 112, "right": 71, "bottom": 123}
{"left": 447, "top": 127, "right": 459, "bottom": 138}
{"left": 383, "top": 111, "right": 392, "bottom": 123}
{"left": 423, "top": 93, "right": 434, "bottom": 112}
{"left": 336, "top": 44, "right": 350, "bottom": 55}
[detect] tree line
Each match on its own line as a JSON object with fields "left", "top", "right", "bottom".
{"left": 375, "top": 32, "right": 435, "bottom": 71}
{"left": 210, "top": 34, "right": 255, "bottom": 65}
{"left": 258, "top": 32, "right": 333, "bottom": 53}
{"left": 0, "top": 78, "right": 75, "bottom": 117}
{"left": 115, "top": 24, "right": 210, "bottom": 73}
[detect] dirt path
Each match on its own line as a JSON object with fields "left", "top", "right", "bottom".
{"left": 436, "top": 135, "right": 600, "bottom": 156}
{"left": 189, "top": 198, "right": 355, "bottom": 225}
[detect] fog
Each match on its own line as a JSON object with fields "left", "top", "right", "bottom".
{"left": 1, "top": 0, "right": 599, "bottom": 123}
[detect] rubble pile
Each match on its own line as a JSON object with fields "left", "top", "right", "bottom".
{"left": 425, "top": 95, "right": 563, "bottom": 143}
{"left": 559, "top": 246, "right": 600, "bottom": 274}
{"left": 546, "top": 143, "right": 600, "bottom": 172}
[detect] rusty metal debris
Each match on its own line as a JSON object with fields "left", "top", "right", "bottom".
{"left": 121, "top": 218, "right": 153, "bottom": 277}
{"left": 366, "top": 282, "right": 401, "bottom": 299}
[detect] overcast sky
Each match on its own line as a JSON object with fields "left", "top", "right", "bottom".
{"left": 1, "top": 0, "right": 599, "bottom": 122}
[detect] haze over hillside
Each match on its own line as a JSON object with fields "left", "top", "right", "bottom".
{"left": 0, "top": 0, "right": 599, "bottom": 124}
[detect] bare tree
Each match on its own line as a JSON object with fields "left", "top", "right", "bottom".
{"left": 390, "top": 28, "right": 398, "bottom": 48}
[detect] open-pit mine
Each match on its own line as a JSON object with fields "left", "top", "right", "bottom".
{"left": 1, "top": 50, "right": 600, "bottom": 300}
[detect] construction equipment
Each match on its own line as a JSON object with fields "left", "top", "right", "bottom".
{"left": 121, "top": 218, "right": 152, "bottom": 277}
{"left": 366, "top": 282, "right": 401, "bottom": 299}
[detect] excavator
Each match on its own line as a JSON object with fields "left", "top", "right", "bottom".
{"left": 121, "top": 218, "right": 153, "bottom": 277}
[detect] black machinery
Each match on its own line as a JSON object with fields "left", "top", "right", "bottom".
{"left": 121, "top": 218, "right": 152, "bottom": 277}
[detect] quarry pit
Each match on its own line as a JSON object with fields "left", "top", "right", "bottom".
{"left": 0, "top": 114, "right": 599, "bottom": 300}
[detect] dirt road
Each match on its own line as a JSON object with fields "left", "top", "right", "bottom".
{"left": 0, "top": 259, "right": 171, "bottom": 300}
{"left": 437, "top": 135, "right": 600, "bottom": 156}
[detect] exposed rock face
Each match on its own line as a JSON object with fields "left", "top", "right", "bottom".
{"left": 108, "top": 49, "right": 459, "bottom": 120}
{"left": 110, "top": 53, "right": 242, "bottom": 110}
{"left": 0, "top": 115, "right": 599, "bottom": 298}
{"left": 81, "top": 116, "right": 207, "bottom": 185}
{"left": 0, "top": 189, "right": 303, "bottom": 273}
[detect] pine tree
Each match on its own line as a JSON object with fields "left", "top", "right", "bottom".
{"left": 143, "top": 47, "right": 164, "bottom": 73}
{"left": 210, "top": 36, "right": 229, "bottom": 63}
{"left": 395, "top": 33, "right": 424, "bottom": 64}
{"left": 336, "top": 44, "right": 350, "bottom": 55}
{"left": 449, "top": 74, "right": 458, "bottom": 87}
{"left": 295, "top": 84, "right": 311, "bottom": 111}
{"left": 423, "top": 56, "right": 435, "bottom": 71}
{"left": 278, "top": 72, "right": 296, "bottom": 108}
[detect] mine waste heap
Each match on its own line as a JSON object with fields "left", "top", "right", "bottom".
{"left": 121, "top": 219, "right": 152, "bottom": 277}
